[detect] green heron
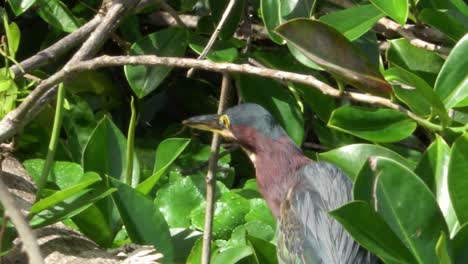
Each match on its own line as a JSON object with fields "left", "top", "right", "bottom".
{"left": 183, "top": 103, "right": 377, "bottom": 263}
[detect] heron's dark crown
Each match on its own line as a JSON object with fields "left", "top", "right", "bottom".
{"left": 224, "top": 103, "right": 287, "bottom": 140}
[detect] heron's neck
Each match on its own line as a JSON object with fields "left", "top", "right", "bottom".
{"left": 247, "top": 136, "right": 310, "bottom": 218}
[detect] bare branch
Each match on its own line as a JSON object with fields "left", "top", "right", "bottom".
{"left": 9, "top": 16, "right": 102, "bottom": 78}
{"left": 202, "top": 73, "right": 231, "bottom": 264}
{"left": 0, "top": 159, "right": 43, "bottom": 264}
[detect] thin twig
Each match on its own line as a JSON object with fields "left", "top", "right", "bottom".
{"left": 202, "top": 73, "right": 231, "bottom": 264}
{"left": 187, "top": 0, "right": 237, "bottom": 77}
{"left": 0, "top": 54, "right": 449, "bottom": 142}
{"left": 154, "top": 0, "right": 186, "bottom": 28}
{"left": 0, "top": 158, "right": 44, "bottom": 264}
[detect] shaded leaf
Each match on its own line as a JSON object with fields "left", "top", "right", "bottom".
{"left": 36, "top": 0, "right": 81, "bottom": 32}
{"left": 188, "top": 34, "right": 238, "bottom": 62}
{"left": 209, "top": 0, "right": 245, "bottom": 40}
{"left": 448, "top": 133, "right": 468, "bottom": 224}
{"left": 8, "top": 0, "right": 36, "bottom": 15}
{"left": 419, "top": 9, "right": 467, "bottom": 42}
{"left": 261, "top": 0, "right": 285, "bottom": 44}
{"left": 275, "top": 19, "right": 391, "bottom": 95}
{"left": 247, "top": 235, "right": 278, "bottom": 264}
{"left": 124, "top": 27, "right": 187, "bottom": 98}
{"left": 369, "top": 0, "right": 408, "bottom": 25}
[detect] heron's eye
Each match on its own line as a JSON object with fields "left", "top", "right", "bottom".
{"left": 220, "top": 115, "right": 230, "bottom": 128}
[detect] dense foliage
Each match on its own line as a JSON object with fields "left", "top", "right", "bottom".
{"left": 0, "top": 0, "right": 467, "bottom": 263}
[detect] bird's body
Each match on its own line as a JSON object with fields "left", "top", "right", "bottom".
{"left": 183, "top": 103, "right": 377, "bottom": 263}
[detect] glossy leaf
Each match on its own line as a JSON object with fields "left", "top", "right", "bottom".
{"left": 287, "top": 43, "right": 324, "bottom": 70}
{"left": 209, "top": 0, "right": 245, "bottom": 40}
{"left": 354, "top": 157, "right": 447, "bottom": 263}
{"left": 71, "top": 203, "right": 114, "bottom": 247}
{"left": 328, "top": 106, "right": 417, "bottom": 143}
{"left": 448, "top": 133, "right": 468, "bottom": 224}
{"left": 275, "top": 19, "right": 391, "bottom": 95}
{"left": 124, "top": 27, "right": 187, "bottom": 98}
{"left": 435, "top": 232, "right": 454, "bottom": 264}
{"left": 110, "top": 178, "right": 173, "bottom": 263}
{"left": 23, "top": 159, "right": 84, "bottom": 190}
{"left": 211, "top": 245, "right": 253, "bottom": 264}
{"left": 261, "top": 0, "right": 285, "bottom": 44}
{"left": 319, "top": 4, "right": 384, "bottom": 41}
{"left": 237, "top": 74, "right": 304, "bottom": 145}
{"left": 387, "top": 38, "right": 445, "bottom": 83}
{"left": 385, "top": 67, "right": 449, "bottom": 124}
{"left": 330, "top": 201, "right": 417, "bottom": 263}
{"left": 36, "top": 0, "right": 80, "bottom": 32}
{"left": 369, "top": 0, "right": 408, "bottom": 25}
{"left": 244, "top": 220, "right": 275, "bottom": 242}
{"left": 419, "top": 9, "right": 467, "bottom": 42}
{"left": 5, "top": 22, "right": 20, "bottom": 58}
{"left": 137, "top": 138, "right": 190, "bottom": 195}
{"left": 319, "top": 143, "right": 414, "bottom": 181}
{"left": 154, "top": 175, "right": 204, "bottom": 228}
{"left": 188, "top": 34, "right": 238, "bottom": 62}
{"left": 415, "top": 136, "right": 458, "bottom": 236}
{"left": 191, "top": 192, "right": 250, "bottom": 240}
{"left": 434, "top": 34, "right": 468, "bottom": 108}
{"left": 245, "top": 198, "right": 276, "bottom": 230}
{"left": 8, "top": 0, "right": 36, "bottom": 15}
{"left": 280, "top": 0, "right": 315, "bottom": 19}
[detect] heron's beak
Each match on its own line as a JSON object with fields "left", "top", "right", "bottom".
{"left": 183, "top": 114, "right": 225, "bottom": 133}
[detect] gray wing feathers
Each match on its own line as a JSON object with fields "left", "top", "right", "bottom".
{"left": 279, "top": 162, "right": 377, "bottom": 264}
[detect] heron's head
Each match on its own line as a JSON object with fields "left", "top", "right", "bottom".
{"left": 183, "top": 103, "right": 289, "bottom": 153}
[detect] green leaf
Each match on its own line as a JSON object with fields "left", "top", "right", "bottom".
{"left": 261, "top": 0, "right": 285, "bottom": 44}
{"left": 415, "top": 136, "right": 459, "bottom": 237}
{"left": 124, "top": 27, "right": 187, "bottom": 98}
{"left": 30, "top": 172, "right": 100, "bottom": 214}
{"left": 385, "top": 67, "right": 449, "bottom": 125}
{"left": 369, "top": 0, "right": 408, "bottom": 25}
{"left": 448, "top": 133, "right": 468, "bottom": 224}
{"left": 211, "top": 245, "right": 253, "bottom": 264}
{"left": 419, "top": 9, "right": 467, "bottom": 42}
{"left": 137, "top": 138, "right": 190, "bottom": 195}
{"left": 355, "top": 157, "right": 447, "bottom": 264}
{"left": 23, "top": 160, "right": 84, "bottom": 190}
{"left": 209, "top": 0, "right": 245, "bottom": 40}
{"left": 71, "top": 203, "right": 114, "bottom": 246}
{"left": 247, "top": 235, "right": 278, "bottom": 264}
{"left": 319, "top": 4, "right": 384, "bottom": 41}
{"left": 436, "top": 232, "right": 454, "bottom": 264}
{"left": 328, "top": 106, "right": 417, "bottom": 143}
{"left": 434, "top": 34, "right": 468, "bottom": 108}
{"left": 244, "top": 220, "right": 275, "bottom": 242}
{"left": 154, "top": 175, "right": 204, "bottom": 228}
{"left": 83, "top": 117, "right": 129, "bottom": 181}
{"left": 30, "top": 183, "right": 116, "bottom": 230}
{"left": 36, "top": 0, "right": 81, "bottom": 32}
{"left": 275, "top": 19, "right": 391, "bottom": 95}
{"left": 109, "top": 178, "right": 173, "bottom": 263}
{"left": 191, "top": 192, "right": 250, "bottom": 240}
{"left": 188, "top": 34, "right": 238, "bottom": 62}
{"left": 319, "top": 144, "right": 414, "bottom": 181}
{"left": 8, "top": 0, "right": 36, "bottom": 15}
{"left": 387, "top": 38, "right": 445, "bottom": 83}
{"left": 330, "top": 201, "right": 417, "bottom": 263}
{"left": 6, "top": 22, "right": 20, "bottom": 58}
{"left": 245, "top": 198, "right": 276, "bottom": 231}
{"left": 187, "top": 238, "right": 217, "bottom": 264}
{"left": 237, "top": 74, "right": 304, "bottom": 145}
{"left": 453, "top": 223, "right": 468, "bottom": 263}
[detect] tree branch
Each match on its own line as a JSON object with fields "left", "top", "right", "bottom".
{"left": 202, "top": 73, "right": 231, "bottom": 264}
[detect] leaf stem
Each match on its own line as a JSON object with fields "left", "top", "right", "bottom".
{"left": 125, "top": 96, "right": 138, "bottom": 187}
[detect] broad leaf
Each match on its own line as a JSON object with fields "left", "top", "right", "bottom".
{"left": 188, "top": 34, "right": 238, "bottom": 62}
{"left": 137, "top": 138, "right": 190, "bottom": 195}
{"left": 110, "top": 178, "right": 173, "bottom": 263}
{"left": 369, "top": 0, "right": 408, "bottom": 25}
{"left": 209, "top": 0, "right": 245, "bottom": 40}
{"left": 36, "top": 0, "right": 80, "bottom": 32}
{"left": 448, "top": 133, "right": 468, "bottom": 224}
{"left": 319, "top": 4, "right": 384, "bottom": 41}
{"left": 124, "top": 27, "right": 187, "bottom": 98}
{"left": 275, "top": 19, "right": 391, "bottom": 95}
{"left": 8, "top": 0, "right": 36, "bottom": 15}
{"left": 261, "top": 0, "right": 285, "bottom": 44}
{"left": 319, "top": 144, "right": 414, "bottom": 181}
{"left": 328, "top": 106, "right": 417, "bottom": 143}
{"left": 247, "top": 235, "right": 278, "bottom": 264}
{"left": 330, "top": 201, "right": 417, "bottom": 263}
{"left": 419, "top": 9, "right": 467, "bottom": 42}
{"left": 354, "top": 157, "right": 447, "bottom": 264}
{"left": 434, "top": 34, "right": 468, "bottom": 108}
